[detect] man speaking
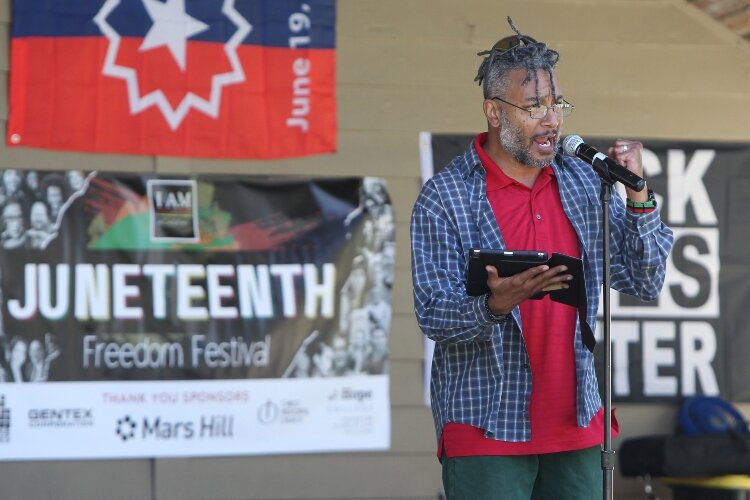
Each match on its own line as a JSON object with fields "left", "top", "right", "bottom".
{"left": 410, "top": 18, "right": 673, "bottom": 500}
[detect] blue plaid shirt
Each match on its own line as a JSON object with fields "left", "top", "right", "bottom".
{"left": 411, "top": 140, "right": 674, "bottom": 443}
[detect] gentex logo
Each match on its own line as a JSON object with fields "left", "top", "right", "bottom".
{"left": 0, "top": 395, "right": 10, "bottom": 443}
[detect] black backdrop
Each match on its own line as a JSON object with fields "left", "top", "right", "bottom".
{"left": 429, "top": 134, "right": 750, "bottom": 402}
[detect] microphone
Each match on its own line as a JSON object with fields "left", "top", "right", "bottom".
{"left": 562, "top": 135, "right": 646, "bottom": 192}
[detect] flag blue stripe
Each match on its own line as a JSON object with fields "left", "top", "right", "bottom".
{"left": 11, "top": 0, "right": 336, "bottom": 49}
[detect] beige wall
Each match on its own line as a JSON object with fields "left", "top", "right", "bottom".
{"left": 0, "top": 0, "right": 749, "bottom": 499}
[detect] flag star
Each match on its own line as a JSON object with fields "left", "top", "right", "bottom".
{"left": 140, "top": 0, "right": 209, "bottom": 71}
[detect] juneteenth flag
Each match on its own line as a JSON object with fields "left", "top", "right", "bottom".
{"left": 7, "top": 0, "right": 336, "bottom": 159}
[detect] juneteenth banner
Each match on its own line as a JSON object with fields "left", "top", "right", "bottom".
{"left": 0, "top": 170, "right": 393, "bottom": 459}
{"left": 7, "top": 0, "right": 336, "bottom": 159}
{"left": 420, "top": 132, "right": 750, "bottom": 404}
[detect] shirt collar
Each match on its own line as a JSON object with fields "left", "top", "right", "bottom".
{"left": 473, "top": 132, "right": 554, "bottom": 192}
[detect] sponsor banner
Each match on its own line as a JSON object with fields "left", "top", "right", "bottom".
{"left": 420, "top": 132, "right": 750, "bottom": 403}
{"left": 0, "top": 377, "right": 389, "bottom": 459}
{"left": 7, "top": 0, "right": 336, "bottom": 159}
{"left": 0, "top": 171, "right": 393, "bottom": 458}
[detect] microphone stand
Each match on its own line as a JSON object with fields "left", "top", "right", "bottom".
{"left": 563, "top": 141, "right": 644, "bottom": 500}
{"left": 591, "top": 156, "right": 618, "bottom": 500}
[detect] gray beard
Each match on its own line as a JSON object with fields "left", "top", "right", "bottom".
{"left": 499, "top": 113, "right": 557, "bottom": 169}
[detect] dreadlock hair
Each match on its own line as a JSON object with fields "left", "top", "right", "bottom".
{"left": 476, "top": 18, "right": 561, "bottom": 102}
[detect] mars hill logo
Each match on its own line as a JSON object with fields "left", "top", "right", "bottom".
{"left": 93, "top": 0, "right": 252, "bottom": 130}
{"left": 115, "top": 415, "right": 137, "bottom": 441}
{"left": 115, "top": 414, "right": 234, "bottom": 441}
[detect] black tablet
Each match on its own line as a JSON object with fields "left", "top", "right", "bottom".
{"left": 466, "top": 248, "right": 584, "bottom": 308}
{"left": 466, "top": 248, "right": 548, "bottom": 297}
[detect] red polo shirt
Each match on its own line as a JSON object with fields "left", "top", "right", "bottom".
{"left": 440, "top": 133, "right": 615, "bottom": 457}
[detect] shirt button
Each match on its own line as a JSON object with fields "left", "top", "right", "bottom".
{"left": 523, "top": 363, "right": 530, "bottom": 369}
{"left": 535, "top": 214, "right": 542, "bottom": 220}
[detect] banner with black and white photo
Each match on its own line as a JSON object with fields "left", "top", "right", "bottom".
{"left": 420, "top": 132, "right": 750, "bottom": 403}
{"left": 0, "top": 171, "right": 393, "bottom": 459}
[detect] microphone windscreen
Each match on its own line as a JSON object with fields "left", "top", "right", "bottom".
{"left": 562, "top": 135, "right": 584, "bottom": 156}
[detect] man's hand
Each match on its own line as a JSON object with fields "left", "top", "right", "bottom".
{"left": 485, "top": 264, "right": 572, "bottom": 315}
{"left": 608, "top": 139, "right": 647, "bottom": 202}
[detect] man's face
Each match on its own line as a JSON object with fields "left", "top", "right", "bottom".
{"left": 29, "top": 340, "right": 44, "bottom": 363}
{"left": 30, "top": 202, "right": 49, "bottom": 229}
{"left": 47, "top": 186, "right": 63, "bottom": 209}
{"left": 3, "top": 170, "right": 21, "bottom": 195}
{"left": 67, "top": 170, "right": 84, "bottom": 191}
{"left": 25, "top": 171, "right": 38, "bottom": 191}
{"left": 497, "top": 69, "right": 563, "bottom": 169}
{"left": 3, "top": 203, "right": 24, "bottom": 237}
{"left": 10, "top": 339, "right": 27, "bottom": 366}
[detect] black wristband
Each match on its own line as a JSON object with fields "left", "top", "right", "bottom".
{"left": 484, "top": 294, "right": 508, "bottom": 323}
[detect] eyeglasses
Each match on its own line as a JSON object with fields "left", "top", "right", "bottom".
{"left": 475, "top": 34, "right": 538, "bottom": 85}
{"left": 491, "top": 97, "right": 574, "bottom": 119}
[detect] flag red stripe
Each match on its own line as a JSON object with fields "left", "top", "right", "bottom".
{"left": 7, "top": 37, "right": 337, "bottom": 159}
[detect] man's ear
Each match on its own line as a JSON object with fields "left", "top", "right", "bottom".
{"left": 483, "top": 99, "right": 502, "bottom": 129}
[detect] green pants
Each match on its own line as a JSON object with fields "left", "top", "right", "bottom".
{"left": 442, "top": 446, "right": 602, "bottom": 500}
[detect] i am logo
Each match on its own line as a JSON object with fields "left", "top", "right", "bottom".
{"left": 147, "top": 179, "right": 199, "bottom": 242}
{"left": 154, "top": 190, "right": 192, "bottom": 211}
{"left": 149, "top": 180, "right": 195, "bottom": 212}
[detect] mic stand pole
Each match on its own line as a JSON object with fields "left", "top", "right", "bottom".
{"left": 593, "top": 157, "right": 616, "bottom": 500}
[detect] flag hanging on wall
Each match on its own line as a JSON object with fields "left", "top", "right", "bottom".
{"left": 6, "top": 0, "right": 336, "bottom": 159}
